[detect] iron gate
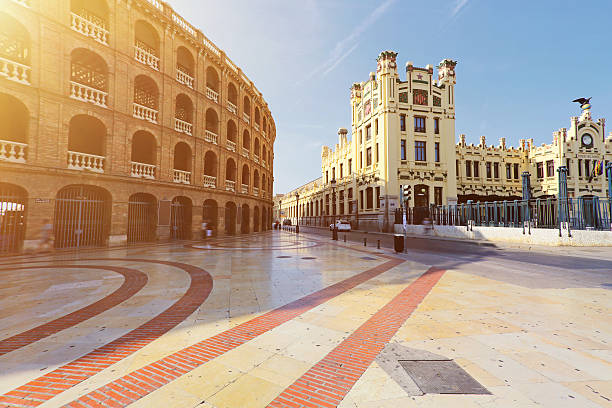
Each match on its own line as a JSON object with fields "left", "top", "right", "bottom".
{"left": 128, "top": 194, "right": 156, "bottom": 243}
{"left": 0, "top": 183, "right": 27, "bottom": 254}
{"left": 54, "top": 185, "right": 110, "bottom": 249}
{"left": 171, "top": 197, "right": 191, "bottom": 240}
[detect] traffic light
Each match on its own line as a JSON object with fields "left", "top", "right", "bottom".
{"left": 402, "top": 185, "right": 412, "bottom": 202}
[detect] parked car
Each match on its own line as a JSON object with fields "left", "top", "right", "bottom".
{"left": 329, "top": 220, "right": 351, "bottom": 231}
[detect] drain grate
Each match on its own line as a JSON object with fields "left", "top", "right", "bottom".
{"left": 276, "top": 256, "right": 291, "bottom": 258}
{"left": 360, "top": 256, "right": 377, "bottom": 260}
{"left": 301, "top": 257, "right": 316, "bottom": 260}
{"left": 399, "top": 360, "right": 490, "bottom": 394}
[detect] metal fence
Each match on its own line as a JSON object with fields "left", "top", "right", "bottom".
{"left": 430, "top": 198, "right": 612, "bottom": 231}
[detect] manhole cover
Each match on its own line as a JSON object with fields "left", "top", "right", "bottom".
{"left": 276, "top": 256, "right": 291, "bottom": 258}
{"left": 301, "top": 257, "right": 316, "bottom": 260}
{"left": 399, "top": 360, "right": 489, "bottom": 394}
{"left": 360, "top": 256, "right": 377, "bottom": 260}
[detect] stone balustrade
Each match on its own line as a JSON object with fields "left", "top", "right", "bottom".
{"left": 254, "top": 123, "right": 260, "bottom": 132}
{"left": 254, "top": 187, "right": 259, "bottom": 196}
{"left": 226, "top": 140, "right": 236, "bottom": 152}
{"left": 176, "top": 67, "right": 194, "bottom": 88}
{"left": 67, "top": 151, "right": 105, "bottom": 173}
{"left": 227, "top": 101, "right": 237, "bottom": 114}
{"left": 203, "top": 175, "right": 216, "bottom": 188}
{"left": 243, "top": 112, "right": 250, "bottom": 124}
{"left": 70, "top": 81, "right": 108, "bottom": 107}
{"left": 204, "top": 130, "right": 218, "bottom": 144}
{"left": 70, "top": 12, "right": 109, "bottom": 45}
{"left": 241, "top": 184, "right": 248, "bottom": 194}
{"left": 133, "top": 103, "right": 158, "bottom": 123}
{"left": 134, "top": 45, "right": 159, "bottom": 71}
{"left": 174, "top": 118, "right": 192, "bottom": 135}
{"left": 225, "top": 179, "right": 236, "bottom": 192}
{"left": 0, "top": 140, "right": 27, "bottom": 163}
{"left": 173, "top": 169, "right": 191, "bottom": 184}
{"left": 254, "top": 155, "right": 260, "bottom": 164}
{"left": 242, "top": 147, "right": 249, "bottom": 158}
{"left": 130, "top": 161, "right": 156, "bottom": 179}
{"left": 0, "top": 57, "right": 30, "bottom": 85}
{"left": 206, "top": 87, "right": 219, "bottom": 103}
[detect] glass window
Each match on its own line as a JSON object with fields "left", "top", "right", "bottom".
{"left": 366, "top": 125, "right": 371, "bottom": 141}
{"left": 400, "top": 114, "right": 406, "bottom": 131}
{"left": 506, "top": 163, "right": 511, "bottom": 179}
{"left": 434, "top": 118, "right": 439, "bottom": 134}
{"left": 494, "top": 162, "right": 499, "bottom": 179}
{"left": 375, "top": 119, "right": 378, "bottom": 135}
{"left": 514, "top": 163, "right": 519, "bottom": 179}
{"left": 366, "top": 147, "right": 372, "bottom": 166}
{"left": 546, "top": 160, "right": 554, "bottom": 177}
{"left": 359, "top": 190, "right": 363, "bottom": 209}
{"left": 414, "top": 116, "right": 426, "bottom": 133}
{"left": 434, "top": 142, "right": 440, "bottom": 162}
{"left": 415, "top": 141, "right": 426, "bottom": 161}
{"left": 376, "top": 143, "right": 379, "bottom": 163}
{"left": 340, "top": 163, "right": 343, "bottom": 179}
{"left": 578, "top": 159, "right": 582, "bottom": 176}
{"left": 434, "top": 187, "right": 442, "bottom": 206}
{"left": 332, "top": 167, "right": 335, "bottom": 180}
{"left": 348, "top": 159, "right": 352, "bottom": 174}
{"left": 474, "top": 161, "right": 479, "bottom": 178}
{"left": 401, "top": 140, "right": 406, "bottom": 160}
{"left": 376, "top": 186, "right": 380, "bottom": 208}
{"left": 366, "top": 187, "right": 373, "bottom": 209}
{"left": 466, "top": 160, "right": 472, "bottom": 177}
{"left": 537, "top": 162, "right": 544, "bottom": 179}
{"left": 326, "top": 171, "right": 328, "bottom": 184}
{"left": 585, "top": 160, "right": 590, "bottom": 176}
{"left": 486, "top": 162, "right": 492, "bottom": 179}
{"left": 566, "top": 159, "right": 570, "bottom": 176}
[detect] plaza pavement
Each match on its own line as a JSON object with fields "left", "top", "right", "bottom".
{"left": 0, "top": 231, "right": 610, "bottom": 407}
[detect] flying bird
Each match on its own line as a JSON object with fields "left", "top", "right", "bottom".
{"left": 572, "top": 97, "right": 591, "bottom": 105}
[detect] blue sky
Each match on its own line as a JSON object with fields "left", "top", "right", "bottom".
{"left": 171, "top": 0, "right": 611, "bottom": 194}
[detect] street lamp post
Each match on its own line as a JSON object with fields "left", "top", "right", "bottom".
{"left": 331, "top": 178, "right": 338, "bottom": 240}
{"left": 295, "top": 192, "right": 300, "bottom": 234}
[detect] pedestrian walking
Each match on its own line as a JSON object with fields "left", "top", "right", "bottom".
{"left": 37, "top": 219, "right": 53, "bottom": 252}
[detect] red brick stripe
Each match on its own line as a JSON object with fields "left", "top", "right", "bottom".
{"left": 0, "top": 265, "right": 147, "bottom": 356}
{"left": 0, "top": 259, "right": 213, "bottom": 408}
{"left": 266, "top": 267, "right": 445, "bottom": 408}
{"left": 60, "top": 257, "right": 405, "bottom": 408}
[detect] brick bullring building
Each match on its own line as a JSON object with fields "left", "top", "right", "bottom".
{"left": 0, "top": 0, "right": 276, "bottom": 253}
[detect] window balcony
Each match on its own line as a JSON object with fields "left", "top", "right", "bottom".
{"left": 206, "top": 87, "right": 219, "bottom": 103}
{"left": 0, "top": 140, "right": 27, "bottom": 163}
{"left": 70, "top": 81, "right": 108, "bottom": 107}
{"left": 226, "top": 140, "right": 236, "bottom": 152}
{"left": 262, "top": 130, "right": 267, "bottom": 139}
{"left": 174, "top": 118, "right": 192, "bottom": 135}
{"left": 204, "top": 130, "right": 218, "bottom": 145}
{"left": 70, "top": 12, "right": 109, "bottom": 45}
{"left": 254, "top": 123, "right": 260, "bottom": 132}
{"left": 133, "top": 103, "right": 158, "bottom": 123}
{"left": 134, "top": 45, "right": 159, "bottom": 71}
{"left": 254, "top": 155, "right": 259, "bottom": 164}
{"left": 0, "top": 57, "right": 30, "bottom": 85}
{"left": 203, "top": 175, "right": 216, "bottom": 188}
{"left": 176, "top": 67, "right": 194, "bottom": 88}
{"left": 253, "top": 187, "right": 259, "bottom": 196}
{"left": 241, "top": 147, "right": 249, "bottom": 158}
{"left": 243, "top": 112, "right": 250, "bottom": 124}
{"left": 227, "top": 101, "right": 237, "bottom": 114}
{"left": 241, "top": 184, "right": 248, "bottom": 194}
{"left": 225, "top": 179, "right": 236, "bottom": 192}
{"left": 130, "top": 161, "right": 156, "bottom": 179}
{"left": 173, "top": 169, "right": 191, "bottom": 184}
{"left": 67, "top": 151, "right": 105, "bottom": 173}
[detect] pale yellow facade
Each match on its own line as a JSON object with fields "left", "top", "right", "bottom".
{"left": 275, "top": 50, "right": 612, "bottom": 228}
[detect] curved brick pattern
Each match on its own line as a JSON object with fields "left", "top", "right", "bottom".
{"left": 0, "top": 259, "right": 213, "bottom": 408}
{"left": 266, "top": 267, "right": 446, "bottom": 408}
{"left": 60, "top": 257, "right": 405, "bottom": 408}
{"left": 0, "top": 265, "right": 147, "bottom": 356}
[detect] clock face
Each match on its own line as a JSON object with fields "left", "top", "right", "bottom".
{"left": 582, "top": 133, "right": 593, "bottom": 147}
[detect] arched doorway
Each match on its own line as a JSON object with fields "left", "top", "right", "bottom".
{"left": 0, "top": 93, "right": 29, "bottom": 162}
{"left": 580, "top": 195, "right": 599, "bottom": 229}
{"left": 0, "top": 183, "right": 27, "bottom": 254}
{"left": 225, "top": 202, "right": 236, "bottom": 235}
{"left": 241, "top": 204, "right": 250, "bottom": 234}
{"left": 128, "top": 193, "right": 156, "bottom": 243}
{"left": 171, "top": 196, "right": 192, "bottom": 239}
{"left": 262, "top": 207, "right": 268, "bottom": 230}
{"left": 54, "top": 185, "right": 111, "bottom": 248}
{"left": 253, "top": 206, "right": 260, "bottom": 232}
{"left": 203, "top": 199, "right": 218, "bottom": 236}
{"left": 414, "top": 184, "right": 430, "bottom": 224}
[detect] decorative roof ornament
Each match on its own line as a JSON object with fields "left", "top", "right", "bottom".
{"left": 573, "top": 97, "right": 592, "bottom": 121}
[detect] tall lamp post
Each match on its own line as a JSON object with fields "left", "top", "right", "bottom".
{"left": 295, "top": 192, "right": 300, "bottom": 234}
{"left": 331, "top": 178, "right": 338, "bottom": 240}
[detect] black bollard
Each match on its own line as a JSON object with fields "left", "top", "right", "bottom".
{"left": 332, "top": 227, "right": 338, "bottom": 241}
{"left": 377, "top": 239, "right": 380, "bottom": 249}
{"left": 363, "top": 237, "right": 367, "bottom": 246}
{"left": 296, "top": 225, "right": 299, "bottom": 234}
{"left": 344, "top": 234, "right": 346, "bottom": 242}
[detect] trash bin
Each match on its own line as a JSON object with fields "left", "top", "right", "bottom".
{"left": 394, "top": 234, "right": 404, "bottom": 253}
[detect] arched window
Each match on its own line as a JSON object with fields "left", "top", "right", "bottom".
{"left": 226, "top": 119, "right": 237, "bottom": 151}
{"left": 203, "top": 151, "right": 217, "bottom": 188}
{"left": 176, "top": 46, "right": 195, "bottom": 88}
{"left": 262, "top": 145, "right": 267, "bottom": 164}
{"left": 227, "top": 82, "right": 238, "bottom": 109}
{"left": 173, "top": 142, "right": 192, "bottom": 184}
{"left": 134, "top": 20, "right": 160, "bottom": 70}
{"left": 206, "top": 66, "right": 219, "bottom": 102}
{"left": 254, "top": 169, "right": 260, "bottom": 189}
{"left": 0, "top": 13, "right": 31, "bottom": 84}
{"left": 0, "top": 93, "right": 29, "bottom": 163}
{"left": 174, "top": 94, "right": 193, "bottom": 135}
{"left": 241, "top": 164, "right": 250, "bottom": 193}
{"left": 255, "top": 107, "right": 261, "bottom": 127}
{"left": 243, "top": 96, "right": 251, "bottom": 122}
{"left": 130, "top": 130, "right": 156, "bottom": 179}
{"left": 205, "top": 108, "right": 219, "bottom": 142}
{"left": 70, "top": 48, "right": 108, "bottom": 106}
{"left": 67, "top": 115, "right": 106, "bottom": 172}
{"left": 133, "top": 75, "right": 159, "bottom": 123}
{"left": 242, "top": 129, "right": 250, "bottom": 152}
{"left": 254, "top": 138, "right": 260, "bottom": 160}
{"left": 226, "top": 158, "right": 236, "bottom": 181}
{"left": 70, "top": 0, "right": 109, "bottom": 45}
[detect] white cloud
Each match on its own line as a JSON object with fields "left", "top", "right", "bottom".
{"left": 451, "top": 0, "right": 470, "bottom": 18}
